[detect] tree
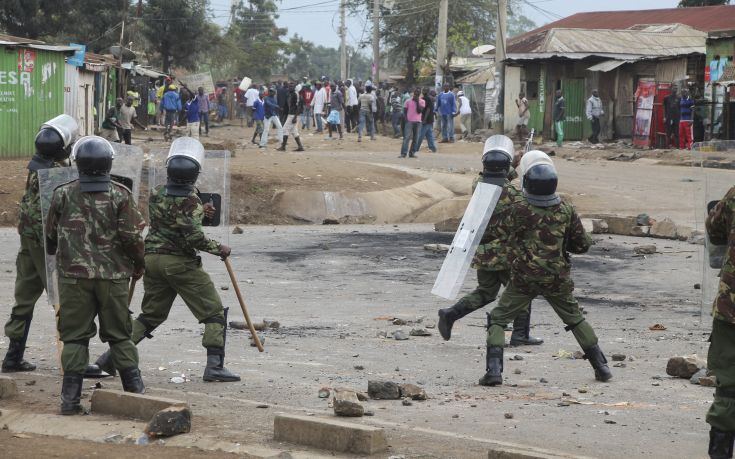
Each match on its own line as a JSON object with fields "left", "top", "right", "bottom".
{"left": 0, "top": 0, "right": 74, "bottom": 39}
{"left": 224, "top": 0, "right": 286, "bottom": 81}
{"left": 283, "top": 35, "right": 372, "bottom": 81}
{"left": 508, "top": 13, "right": 537, "bottom": 38}
{"left": 678, "top": 0, "right": 729, "bottom": 6}
{"left": 140, "top": 0, "right": 209, "bottom": 73}
{"left": 60, "top": 0, "right": 131, "bottom": 53}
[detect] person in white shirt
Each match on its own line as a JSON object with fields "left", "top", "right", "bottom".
{"left": 244, "top": 84, "right": 260, "bottom": 128}
{"left": 516, "top": 91, "right": 530, "bottom": 141}
{"left": 585, "top": 89, "right": 604, "bottom": 144}
{"left": 311, "top": 81, "right": 328, "bottom": 133}
{"left": 345, "top": 79, "right": 359, "bottom": 133}
{"left": 457, "top": 91, "right": 472, "bottom": 139}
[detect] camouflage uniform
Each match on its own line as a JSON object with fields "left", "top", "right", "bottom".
{"left": 45, "top": 180, "right": 145, "bottom": 375}
{"left": 132, "top": 186, "right": 226, "bottom": 351}
{"left": 460, "top": 176, "right": 527, "bottom": 311}
{"left": 4, "top": 170, "right": 54, "bottom": 344}
{"left": 705, "top": 188, "right": 735, "bottom": 435}
{"left": 487, "top": 198, "right": 598, "bottom": 349}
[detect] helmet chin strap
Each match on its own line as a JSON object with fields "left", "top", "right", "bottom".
{"left": 165, "top": 181, "right": 194, "bottom": 197}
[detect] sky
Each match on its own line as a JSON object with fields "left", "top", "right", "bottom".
{"left": 209, "top": 0, "right": 682, "bottom": 48}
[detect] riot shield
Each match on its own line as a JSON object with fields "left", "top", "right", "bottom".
{"left": 148, "top": 142, "right": 230, "bottom": 246}
{"left": 691, "top": 140, "right": 735, "bottom": 318}
{"left": 432, "top": 182, "right": 503, "bottom": 300}
{"left": 39, "top": 142, "right": 145, "bottom": 308}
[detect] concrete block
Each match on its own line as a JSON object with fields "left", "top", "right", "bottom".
{"left": 434, "top": 217, "right": 460, "bottom": 232}
{"left": 651, "top": 218, "right": 678, "bottom": 239}
{"left": 0, "top": 375, "right": 18, "bottom": 399}
{"left": 630, "top": 226, "right": 650, "bottom": 237}
{"left": 273, "top": 413, "right": 387, "bottom": 455}
{"left": 601, "top": 216, "right": 637, "bottom": 235}
{"left": 488, "top": 444, "right": 593, "bottom": 458}
{"left": 590, "top": 219, "right": 608, "bottom": 234}
{"left": 91, "top": 389, "right": 188, "bottom": 420}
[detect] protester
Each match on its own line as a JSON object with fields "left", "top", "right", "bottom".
{"left": 457, "top": 90, "right": 472, "bottom": 139}
{"left": 119, "top": 95, "right": 146, "bottom": 145}
{"left": 101, "top": 98, "right": 123, "bottom": 142}
{"left": 553, "top": 89, "right": 565, "bottom": 147}
{"left": 585, "top": 89, "right": 604, "bottom": 144}
{"left": 299, "top": 83, "right": 314, "bottom": 130}
{"left": 277, "top": 81, "right": 290, "bottom": 125}
{"left": 312, "top": 81, "right": 328, "bottom": 134}
{"left": 185, "top": 95, "right": 200, "bottom": 139}
{"left": 345, "top": 79, "right": 359, "bottom": 133}
{"left": 217, "top": 88, "right": 228, "bottom": 122}
{"left": 245, "top": 83, "right": 260, "bottom": 128}
{"left": 357, "top": 85, "right": 376, "bottom": 142}
{"left": 161, "top": 84, "right": 182, "bottom": 141}
{"left": 147, "top": 85, "right": 157, "bottom": 125}
{"left": 251, "top": 89, "right": 265, "bottom": 145}
{"left": 437, "top": 83, "right": 456, "bottom": 143}
{"left": 196, "top": 87, "right": 210, "bottom": 137}
{"left": 327, "top": 83, "right": 344, "bottom": 140}
{"left": 663, "top": 86, "right": 680, "bottom": 148}
{"left": 414, "top": 88, "right": 437, "bottom": 153}
{"left": 260, "top": 86, "right": 284, "bottom": 149}
{"left": 400, "top": 88, "right": 425, "bottom": 158}
{"left": 516, "top": 91, "right": 529, "bottom": 141}
{"left": 389, "top": 88, "right": 403, "bottom": 138}
{"left": 679, "top": 88, "right": 694, "bottom": 150}
{"left": 278, "top": 83, "right": 305, "bottom": 152}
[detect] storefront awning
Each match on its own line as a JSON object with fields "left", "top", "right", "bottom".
{"left": 587, "top": 60, "right": 629, "bottom": 72}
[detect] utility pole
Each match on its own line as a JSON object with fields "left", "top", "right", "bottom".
{"left": 372, "top": 0, "right": 380, "bottom": 84}
{"left": 340, "top": 0, "right": 347, "bottom": 80}
{"left": 436, "top": 0, "right": 448, "bottom": 89}
{"left": 496, "top": 0, "right": 508, "bottom": 132}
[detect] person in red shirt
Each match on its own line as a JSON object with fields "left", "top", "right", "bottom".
{"left": 299, "top": 83, "right": 314, "bottom": 130}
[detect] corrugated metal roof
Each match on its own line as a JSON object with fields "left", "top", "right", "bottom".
{"left": 0, "top": 33, "right": 44, "bottom": 45}
{"left": 507, "top": 24, "right": 705, "bottom": 60}
{"left": 512, "top": 5, "right": 735, "bottom": 43}
{"left": 587, "top": 59, "right": 630, "bottom": 72}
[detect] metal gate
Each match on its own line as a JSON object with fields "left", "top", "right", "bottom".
{"left": 562, "top": 78, "right": 585, "bottom": 140}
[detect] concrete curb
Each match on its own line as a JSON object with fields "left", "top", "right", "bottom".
{"left": 273, "top": 413, "right": 387, "bottom": 454}
{"left": 90, "top": 389, "right": 188, "bottom": 420}
{"left": 0, "top": 375, "right": 18, "bottom": 399}
{"left": 488, "top": 443, "right": 596, "bottom": 459}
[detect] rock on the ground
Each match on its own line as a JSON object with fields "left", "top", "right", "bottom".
{"left": 232, "top": 226, "right": 244, "bottom": 234}
{"left": 423, "top": 243, "right": 450, "bottom": 253}
{"left": 409, "top": 328, "right": 432, "bottom": 337}
{"left": 631, "top": 226, "right": 650, "bottom": 237}
{"left": 591, "top": 219, "right": 609, "bottom": 234}
{"left": 651, "top": 218, "right": 678, "bottom": 239}
{"left": 368, "top": 380, "right": 401, "bottom": 400}
{"left": 634, "top": 245, "right": 656, "bottom": 255}
{"left": 612, "top": 353, "right": 627, "bottom": 361}
{"left": 392, "top": 330, "right": 409, "bottom": 340}
{"left": 690, "top": 369, "right": 717, "bottom": 387}
{"left": 145, "top": 406, "right": 192, "bottom": 437}
{"left": 322, "top": 218, "right": 340, "bottom": 225}
{"left": 667, "top": 355, "right": 707, "bottom": 379}
{"left": 318, "top": 387, "right": 331, "bottom": 398}
{"left": 229, "top": 321, "right": 247, "bottom": 330}
{"left": 599, "top": 216, "right": 638, "bottom": 235}
{"left": 0, "top": 375, "right": 18, "bottom": 399}
{"left": 399, "top": 383, "right": 427, "bottom": 401}
{"left": 333, "top": 390, "right": 364, "bottom": 417}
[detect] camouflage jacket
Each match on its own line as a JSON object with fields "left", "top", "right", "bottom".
{"left": 508, "top": 198, "right": 591, "bottom": 294}
{"left": 705, "top": 186, "right": 735, "bottom": 323}
{"left": 145, "top": 186, "right": 222, "bottom": 258}
{"left": 45, "top": 180, "right": 146, "bottom": 279}
{"left": 471, "top": 175, "right": 523, "bottom": 271}
{"left": 18, "top": 164, "right": 63, "bottom": 242}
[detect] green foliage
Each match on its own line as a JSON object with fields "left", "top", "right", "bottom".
{"left": 508, "top": 12, "right": 537, "bottom": 38}
{"left": 140, "top": 0, "right": 209, "bottom": 72}
{"left": 678, "top": 0, "right": 729, "bottom": 6}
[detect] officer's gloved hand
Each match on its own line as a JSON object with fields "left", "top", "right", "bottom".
{"left": 219, "top": 244, "right": 232, "bottom": 260}
{"left": 203, "top": 202, "right": 216, "bottom": 219}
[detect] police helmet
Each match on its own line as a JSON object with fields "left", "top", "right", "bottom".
{"left": 34, "top": 128, "right": 67, "bottom": 160}
{"left": 480, "top": 135, "right": 514, "bottom": 185}
{"left": 71, "top": 136, "right": 115, "bottom": 192}
{"left": 521, "top": 150, "right": 560, "bottom": 207}
{"left": 165, "top": 157, "right": 200, "bottom": 196}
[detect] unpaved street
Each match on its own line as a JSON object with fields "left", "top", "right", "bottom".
{"left": 0, "top": 223, "right": 713, "bottom": 459}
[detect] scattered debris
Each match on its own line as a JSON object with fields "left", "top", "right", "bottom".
{"left": 573, "top": 351, "right": 586, "bottom": 359}
{"left": 649, "top": 324, "right": 667, "bottom": 331}
{"left": 399, "top": 384, "right": 427, "bottom": 401}
{"left": 409, "top": 328, "right": 432, "bottom": 337}
{"left": 232, "top": 226, "right": 244, "bottom": 234}
{"left": 667, "top": 355, "right": 707, "bottom": 379}
{"left": 322, "top": 218, "right": 340, "bottom": 225}
{"left": 318, "top": 388, "right": 331, "bottom": 398}
{"left": 229, "top": 321, "right": 247, "bottom": 330}
{"left": 392, "top": 318, "right": 407, "bottom": 326}
{"left": 368, "top": 380, "right": 401, "bottom": 400}
{"left": 556, "top": 349, "right": 575, "bottom": 359}
{"left": 423, "top": 243, "right": 450, "bottom": 253}
{"left": 504, "top": 412, "right": 514, "bottom": 419}
{"left": 612, "top": 354, "right": 626, "bottom": 361}
{"left": 514, "top": 368, "right": 522, "bottom": 375}
{"left": 220, "top": 285, "right": 230, "bottom": 290}
{"left": 690, "top": 368, "right": 717, "bottom": 386}
{"left": 607, "top": 152, "right": 640, "bottom": 162}
{"left": 510, "top": 355, "right": 524, "bottom": 361}
{"left": 169, "top": 375, "right": 188, "bottom": 384}
{"left": 402, "top": 398, "right": 413, "bottom": 406}
{"left": 145, "top": 406, "right": 192, "bottom": 437}
{"left": 392, "top": 330, "right": 409, "bottom": 341}
{"left": 694, "top": 283, "right": 702, "bottom": 290}
{"left": 634, "top": 245, "right": 657, "bottom": 255}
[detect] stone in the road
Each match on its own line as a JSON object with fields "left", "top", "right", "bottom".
{"left": 634, "top": 245, "right": 657, "bottom": 255}
{"left": 368, "top": 380, "right": 401, "bottom": 400}
{"left": 591, "top": 219, "right": 608, "bottom": 234}
{"left": 612, "top": 353, "right": 626, "bottom": 361}
{"left": 409, "top": 328, "right": 432, "bottom": 337}
{"left": 229, "top": 321, "right": 247, "bottom": 330}
{"left": 690, "top": 369, "right": 717, "bottom": 387}
{"left": 666, "top": 355, "right": 707, "bottom": 379}
{"left": 318, "top": 388, "right": 331, "bottom": 398}
{"left": 402, "top": 398, "right": 413, "bottom": 406}
{"left": 393, "top": 330, "right": 409, "bottom": 340}
{"left": 145, "top": 406, "right": 192, "bottom": 437}
{"left": 323, "top": 218, "right": 340, "bottom": 225}
{"left": 399, "top": 383, "right": 427, "bottom": 401}
{"left": 504, "top": 412, "right": 514, "bottom": 419}
{"left": 631, "top": 226, "right": 650, "bottom": 237}
{"left": 232, "top": 226, "right": 244, "bottom": 234}
{"left": 651, "top": 218, "right": 678, "bottom": 239}
{"left": 333, "top": 390, "right": 364, "bottom": 417}
{"left": 0, "top": 375, "right": 18, "bottom": 399}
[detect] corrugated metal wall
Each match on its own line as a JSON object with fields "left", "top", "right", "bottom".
{"left": 562, "top": 78, "right": 585, "bottom": 140}
{"left": 0, "top": 47, "right": 66, "bottom": 158}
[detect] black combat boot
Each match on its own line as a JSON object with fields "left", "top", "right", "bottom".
{"left": 203, "top": 349, "right": 241, "bottom": 382}
{"left": 479, "top": 346, "right": 504, "bottom": 386}
{"left": 709, "top": 427, "right": 735, "bottom": 459}
{"left": 119, "top": 367, "right": 145, "bottom": 394}
{"left": 86, "top": 349, "right": 116, "bottom": 377}
{"left": 276, "top": 136, "right": 288, "bottom": 151}
{"left": 60, "top": 373, "right": 83, "bottom": 415}
{"left": 437, "top": 299, "right": 474, "bottom": 341}
{"left": 251, "top": 132, "right": 258, "bottom": 144}
{"left": 2, "top": 319, "right": 36, "bottom": 372}
{"left": 509, "top": 305, "right": 544, "bottom": 346}
{"left": 294, "top": 137, "right": 305, "bottom": 151}
{"left": 583, "top": 344, "right": 613, "bottom": 382}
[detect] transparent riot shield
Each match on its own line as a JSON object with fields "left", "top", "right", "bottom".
{"left": 39, "top": 144, "right": 145, "bottom": 307}
{"left": 691, "top": 140, "right": 735, "bottom": 318}
{"left": 432, "top": 182, "right": 503, "bottom": 300}
{"left": 148, "top": 147, "right": 230, "bottom": 247}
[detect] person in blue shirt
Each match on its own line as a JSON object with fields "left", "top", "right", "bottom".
{"left": 160, "top": 84, "right": 182, "bottom": 141}
{"left": 251, "top": 90, "right": 265, "bottom": 145}
{"left": 678, "top": 88, "right": 695, "bottom": 150}
{"left": 436, "top": 84, "right": 456, "bottom": 143}
{"left": 260, "top": 87, "right": 284, "bottom": 149}
{"left": 185, "top": 96, "right": 200, "bottom": 139}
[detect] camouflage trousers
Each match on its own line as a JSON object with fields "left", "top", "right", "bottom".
{"left": 58, "top": 277, "right": 138, "bottom": 374}
{"left": 4, "top": 236, "right": 47, "bottom": 341}
{"left": 133, "top": 254, "right": 225, "bottom": 349}
{"left": 707, "top": 318, "right": 735, "bottom": 432}
{"left": 460, "top": 270, "right": 530, "bottom": 322}
{"left": 486, "top": 282, "right": 597, "bottom": 349}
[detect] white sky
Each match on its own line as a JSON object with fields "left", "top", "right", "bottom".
{"left": 209, "top": 0, "right": 682, "bottom": 48}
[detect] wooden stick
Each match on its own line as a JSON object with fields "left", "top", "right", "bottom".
{"left": 224, "top": 257, "right": 264, "bottom": 352}
{"left": 128, "top": 278, "right": 137, "bottom": 305}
